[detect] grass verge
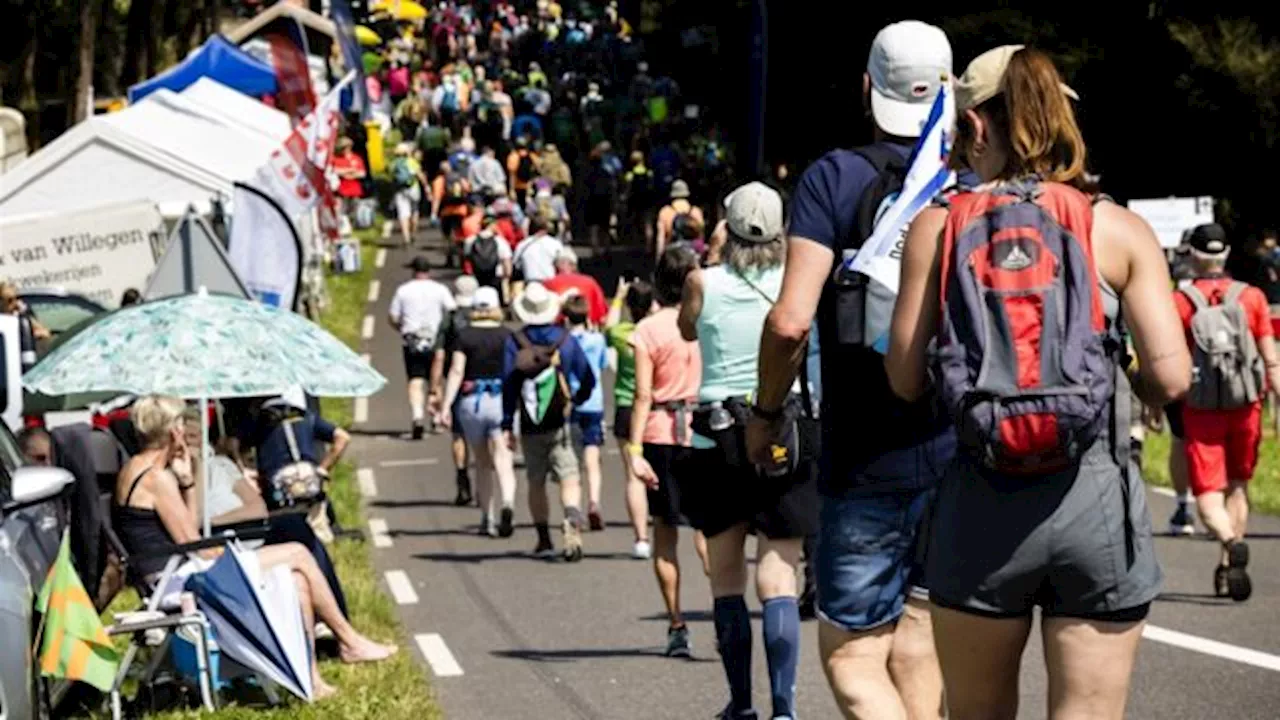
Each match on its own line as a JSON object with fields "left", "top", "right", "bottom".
{"left": 1142, "top": 407, "right": 1280, "bottom": 515}
{"left": 102, "top": 228, "right": 440, "bottom": 719}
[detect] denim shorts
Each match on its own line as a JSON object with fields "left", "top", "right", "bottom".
{"left": 816, "top": 488, "right": 933, "bottom": 632}
{"left": 570, "top": 410, "right": 605, "bottom": 448}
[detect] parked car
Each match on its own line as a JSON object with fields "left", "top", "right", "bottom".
{"left": 0, "top": 415, "right": 75, "bottom": 720}
{"left": 19, "top": 288, "right": 107, "bottom": 342}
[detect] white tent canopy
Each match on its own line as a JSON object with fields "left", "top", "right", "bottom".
{"left": 0, "top": 119, "right": 226, "bottom": 218}
{"left": 101, "top": 89, "right": 279, "bottom": 188}
{"left": 180, "top": 77, "right": 292, "bottom": 142}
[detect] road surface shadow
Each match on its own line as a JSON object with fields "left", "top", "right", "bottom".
{"left": 493, "top": 647, "right": 716, "bottom": 663}
{"left": 370, "top": 498, "right": 460, "bottom": 509}
{"left": 349, "top": 428, "right": 413, "bottom": 439}
{"left": 638, "top": 610, "right": 763, "bottom": 623}
{"left": 1155, "top": 592, "right": 1234, "bottom": 607}
{"left": 413, "top": 550, "right": 636, "bottom": 564}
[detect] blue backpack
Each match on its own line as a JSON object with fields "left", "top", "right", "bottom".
{"left": 441, "top": 86, "right": 460, "bottom": 113}
{"left": 393, "top": 158, "right": 416, "bottom": 188}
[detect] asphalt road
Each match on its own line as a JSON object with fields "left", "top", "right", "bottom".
{"left": 349, "top": 230, "right": 1280, "bottom": 719}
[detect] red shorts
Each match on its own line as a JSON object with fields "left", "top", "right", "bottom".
{"left": 1182, "top": 403, "right": 1263, "bottom": 496}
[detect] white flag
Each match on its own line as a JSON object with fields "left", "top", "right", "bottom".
{"left": 228, "top": 182, "right": 302, "bottom": 310}
{"left": 254, "top": 72, "right": 354, "bottom": 219}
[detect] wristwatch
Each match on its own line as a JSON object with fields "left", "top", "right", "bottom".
{"left": 750, "top": 403, "right": 783, "bottom": 422}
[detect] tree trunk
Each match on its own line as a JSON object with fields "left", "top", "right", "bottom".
{"left": 122, "top": 0, "right": 154, "bottom": 87}
{"left": 204, "top": 0, "right": 219, "bottom": 39}
{"left": 69, "top": 0, "right": 97, "bottom": 125}
{"left": 147, "top": 0, "right": 168, "bottom": 78}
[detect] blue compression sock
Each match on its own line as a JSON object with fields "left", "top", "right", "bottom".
{"left": 713, "top": 595, "right": 753, "bottom": 713}
{"left": 763, "top": 596, "right": 800, "bottom": 718}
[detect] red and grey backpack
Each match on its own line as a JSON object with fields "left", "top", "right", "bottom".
{"left": 933, "top": 178, "right": 1116, "bottom": 474}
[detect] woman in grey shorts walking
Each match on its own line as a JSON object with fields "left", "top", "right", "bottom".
{"left": 885, "top": 46, "right": 1191, "bottom": 719}
{"left": 439, "top": 286, "right": 518, "bottom": 538}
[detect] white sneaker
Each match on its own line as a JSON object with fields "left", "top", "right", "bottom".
{"left": 632, "top": 540, "right": 652, "bottom": 560}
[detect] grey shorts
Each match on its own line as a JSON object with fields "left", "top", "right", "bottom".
{"left": 523, "top": 426, "right": 579, "bottom": 486}
{"left": 927, "top": 441, "right": 1161, "bottom": 619}
{"left": 456, "top": 392, "right": 503, "bottom": 445}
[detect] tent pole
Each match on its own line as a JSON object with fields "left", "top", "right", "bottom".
{"left": 201, "top": 395, "right": 212, "bottom": 537}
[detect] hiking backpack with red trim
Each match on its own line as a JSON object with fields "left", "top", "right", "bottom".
{"left": 934, "top": 179, "right": 1116, "bottom": 474}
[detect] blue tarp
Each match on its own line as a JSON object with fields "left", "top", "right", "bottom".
{"left": 128, "top": 35, "right": 277, "bottom": 104}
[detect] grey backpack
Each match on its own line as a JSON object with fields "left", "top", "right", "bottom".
{"left": 1181, "top": 281, "right": 1266, "bottom": 410}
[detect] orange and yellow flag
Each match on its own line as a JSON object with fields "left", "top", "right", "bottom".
{"left": 36, "top": 531, "right": 119, "bottom": 692}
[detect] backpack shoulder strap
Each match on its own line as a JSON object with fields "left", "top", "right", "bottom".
{"left": 514, "top": 329, "right": 532, "bottom": 349}
{"left": 1181, "top": 283, "right": 1210, "bottom": 311}
{"left": 1224, "top": 280, "right": 1249, "bottom": 306}
{"left": 850, "top": 144, "right": 908, "bottom": 173}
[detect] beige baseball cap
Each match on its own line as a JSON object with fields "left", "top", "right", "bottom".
{"left": 724, "top": 181, "right": 784, "bottom": 243}
{"left": 955, "top": 44, "right": 1079, "bottom": 112}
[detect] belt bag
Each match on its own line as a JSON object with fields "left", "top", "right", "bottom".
{"left": 270, "top": 420, "right": 324, "bottom": 505}
{"left": 403, "top": 332, "right": 434, "bottom": 353}
{"left": 760, "top": 394, "right": 819, "bottom": 479}
{"left": 654, "top": 400, "right": 695, "bottom": 445}
{"left": 691, "top": 397, "right": 751, "bottom": 467}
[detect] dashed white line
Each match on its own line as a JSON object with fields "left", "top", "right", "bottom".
{"left": 354, "top": 396, "right": 369, "bottom": 424}
{"left": 360, "top": 353, "right": 371, "bottom": 364}
{"left": 375, "top": 248, "right": 387, "bottom": 268}
{"left": 367, "top": 279, "right": 381, "bottom": 303}
{"left": 1144, "top": 624, "right": 1280, "bottom": 673}
{"left": 361, "top": 314, "right": 375, "bottom": 340}
{"left": 357, "top": 468, "right": 377, "bottom": 498}
{"left": 605, "top": 447, "right": 620, "bottom": 456}
{"left": 378, "top": 458, "right": 440, "bottom": 468}
{"left": 1151, "top": 486, "right": 1177, "bottom": 498}
{"left": 368, "top": 518, "right": 393, "bottom": 548}
{"left": 415, "top": 633, "right": 464, "bottom": 677}
{"left": 384, "top": 570, "right": 418, "bottom": 605}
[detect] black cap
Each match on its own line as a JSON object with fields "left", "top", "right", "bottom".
{"left": 405, "top": 256, "right": 431, "bottom": 273}
{"left": 1188, "top": 223, "right": 1228, "bottom": 256}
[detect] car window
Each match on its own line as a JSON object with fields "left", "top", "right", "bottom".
{"left": 28, "top": 297, "right": 101, "bottom": 336}
{"left": 0, "top": 417, "right": 19, "bottom": 499}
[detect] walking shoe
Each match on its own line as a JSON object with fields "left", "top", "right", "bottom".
{"left": 411, "top": 421, "right": 425, "bottom": 440}
{"left": 1168, "top": 505, "right": 1196, "bottom": 536}
{"left": 562, "top": 518, "right": 584, "bottom": 563}
{"left": 631, "top": 540, "right": 652, "bottom": 560}
{"left": 1218, "top": 540, "right": 1252, "bottom": 602}
{"left": 498, "top": 507, "right": 515, "bottom": 538}
{"left": 479, "top": 513, "right": 497, "bottom": 537}
{"left": 454, "top": 472, "right": 473, "bottom": 507}
{"left": 716, "top": 703, "right": 758, "bottom": 719}
{"left": 665, "top": 624, "right": 692, "bottom": 658}
{"left": 588, "top": 505, "right": 605, "bottom": 532}
{"left": 533, "top": 538, "right": 556, "bottom": 559}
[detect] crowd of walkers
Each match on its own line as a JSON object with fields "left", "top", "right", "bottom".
{"left": 363, "top": 7, "right": 1280, "bottom": 720}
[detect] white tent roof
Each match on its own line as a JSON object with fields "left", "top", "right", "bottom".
{"left": 180, "top": 77, "right": 291, "bottom": 142}
{"left": 101, "top": 89, "right": 278, "bottom": 186}
{"left": 0, "top": 118, "right": 226, "bottom": 218}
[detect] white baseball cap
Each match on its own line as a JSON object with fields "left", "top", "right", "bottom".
{"left": 867, "top": 21, "right": 953, "bottom": 138}
{"left": 724, "top": 181, "right": 784, "bottom": 243}
{"left": 473, "top": 286, "right": 501, "bottom": 310}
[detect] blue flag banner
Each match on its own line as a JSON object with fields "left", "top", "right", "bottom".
{"left": 330, "top": 0, "right": 369, "bottom": 119}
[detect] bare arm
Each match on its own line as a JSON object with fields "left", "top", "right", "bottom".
{"left": 885, "top": 207, "right": 948, "bottom": 402}
{"left": 1094, "top": 203, "right": 1191, "bottom": 406}
{"left": 441, "top": 351, "right": 468, "bottom": 412}
{"left": 149, "top": 468, "right": 218, "bottom": 559}
{"left": 755, "top": 237, "right": 832, "bottom": 413}
{"left": 430, "top": 349, "right": 446, "bottom": 399}
{"left": 677, "top": 268, "right": 704, "bottom": 341}
{"left": 1260, "top": 335, "right": 1280, "bottom": 395}
{"left": 318, "top": 427, "right": 350, "bottom": 473}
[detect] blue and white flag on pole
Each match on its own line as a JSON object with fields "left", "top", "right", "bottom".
{"left": 330, "top": 0, "right": 369, "bottom": 119}
{"left": 846, "top": 83, "right": 956, "bottom": 353}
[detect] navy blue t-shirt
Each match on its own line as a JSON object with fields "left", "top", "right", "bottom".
{"left": 789, "top": 142, "right": 976, "bottom": 494}
{"left": 240, "top": 411, "right": 337, "bottom": 509}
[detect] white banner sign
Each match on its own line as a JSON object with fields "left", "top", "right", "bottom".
{"left": 0, "top": 201, "right": 164, "bottom": 308}
{"left": 1127, "top": 196, "right": 1214, "bottom": 248}
{"left": 228, "top": 183, "right": 301, "bottom": 310}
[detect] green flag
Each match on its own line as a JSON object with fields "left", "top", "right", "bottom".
{"left": 36, "top": 531, "right": 119, "bottom": 692}
{"left": 521, "top": 366, "right": 560, "bottom": 425}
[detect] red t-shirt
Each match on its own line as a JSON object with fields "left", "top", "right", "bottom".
{"left": 1173, "top": 278, "right": 1274, "bottom": 343}
{"left": 332, "top": 153, "right": 366, "bottom": 199}
{"left": 544, "top": 272, "right": 609, "bottom": 326}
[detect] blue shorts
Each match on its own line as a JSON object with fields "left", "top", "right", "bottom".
{"left": 570, "top": 410, "right": 605, "bottom": 447}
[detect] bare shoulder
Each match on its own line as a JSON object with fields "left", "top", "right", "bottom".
{"left": 1092, "top": 200, "right": 1154, "bottom": 240}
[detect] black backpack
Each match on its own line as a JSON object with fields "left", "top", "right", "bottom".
{"left": 515, "top": 151, "right": 537, "bottom": 183}
{"left": 469, "top": 233, "right": 501, "bottom": 277}
{"left": 671, "top": 210, "right": 697, "bottom": 240}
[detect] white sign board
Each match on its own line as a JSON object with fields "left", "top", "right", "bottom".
{"left": 1127, "top": 196, "right": 1214, "bottom": 249}
{"left": 0, "top": 200, "right": 165, "bottom": 308}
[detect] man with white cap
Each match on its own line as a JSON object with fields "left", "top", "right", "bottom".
{"left": 745, "top": 20, "right": 961, "bottom": 719}
{"left": 675, "top": 181, "right": 818, "bottom": 720}
{"left": 503, "top": 282, "right": 597, "bottom": 561}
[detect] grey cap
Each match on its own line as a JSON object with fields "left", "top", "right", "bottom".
{"left": 724, "top": 181, "right": 784, "bottom": 243}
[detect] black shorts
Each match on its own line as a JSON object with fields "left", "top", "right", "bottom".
{"left": 1165, "top": 400, "right": 1185, "bottom": 439}
{"left": 613, "top": 405, "right": 633, "bottom": 440}
{"left": 440, "top": 213, "right": 465, "bottom": 241}
{"left": 644, "top": 443, "right": 691, "bottom": 527}
{"left": 681, "top": 446, "right": 820, "bottom": 540}
{"left": 403, "top": 347, "right": 432, "bottom": 379}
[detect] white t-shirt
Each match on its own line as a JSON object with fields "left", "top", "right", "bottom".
{"left": 389, "top": 277, "right": 457, "bottom": 342}
{"left": 463, "top": 232, "right": 514, "bottom": 276}
{"left": 513, "top": 233, "right": 563, "bottom": 282}
{"left": 205, "top": 454, "right": 250, "bottom": 519}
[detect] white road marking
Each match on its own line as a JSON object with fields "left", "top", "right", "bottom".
{"left": 361, "top": 315, "right": 375, "bottom": 340}
{"left": 1143, "top": 624, "right": 1280, "bottom": 673}
{"left": 354, "top": 397, "right": 369, "bottom": 424}
{"left": 360, "top": 353, "right": 371, "bottom": 364}
{"left": 378, "top": 458, "right": 440, "bottom": 468}
{"left": 1151, "top": 486, "right": 1177, "bottom": 498}
{"left": 357, "top": 468, "right": 377, "bottom": 498}
{"left": 368, "top": 518, "right": 393, "bottom": 548}
{"left": 605, "top": 447, "right": 620, "bottom": 456}
{"left": 385, "top": 570, "right": 418, "bottom": 605}
{"left": 368, "top": 279, "right": 381, "bottom": 303}
{"left": 415, "top": 633, "right": 464, "bottom": 677}
{"left": 375, "top": 247, "right": 387, "bottom": 268}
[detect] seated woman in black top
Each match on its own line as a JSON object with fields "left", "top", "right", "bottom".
{"left": 115, "top": 395, "right": 396, "bottom": 699}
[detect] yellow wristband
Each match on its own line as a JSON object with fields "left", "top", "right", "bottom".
{"left": 627, "top": 443, "right": 644, "bottom": 456}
